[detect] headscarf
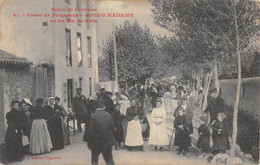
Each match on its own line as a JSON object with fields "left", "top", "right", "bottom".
{"left": 89, "top": 93, "right": 97, "bottom": 100}
{"left": 49, "top": 97, "right": 54, "bottom": 101}
{"left": 22, "top": 98, "right": 32, "bottom": 106}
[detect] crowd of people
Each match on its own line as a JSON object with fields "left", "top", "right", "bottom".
{"left": 5, "top": 80, "right": 230, "bottom": 164}
{"left": 5, "top": 97, "right": 70, "bottom": 162}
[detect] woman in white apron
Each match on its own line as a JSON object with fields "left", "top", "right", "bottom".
{"left": 125, "top": 99, "right": 144, "bottom": 152}
{"left": 149, "top": 98, "right": 169, "bottom": 151}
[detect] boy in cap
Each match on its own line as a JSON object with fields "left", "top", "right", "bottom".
{"left": 173, "top": 107, "right": 190, "bottom": 157}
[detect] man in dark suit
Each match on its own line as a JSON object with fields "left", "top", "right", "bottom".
{"left": 205, "top": 88, "right": 225, "bottom": 124}
{"left": 87, "top": 98, "right": 115, "bottom": 165}
{"left": 72, "top": 88, "right": 88, "bottom": 132}
{"left": 104, "top": 91, "right": 114, "bottom": 114}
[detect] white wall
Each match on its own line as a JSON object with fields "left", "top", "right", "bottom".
{"left": 0, "top": 0, "right": 99, "bottom": 108}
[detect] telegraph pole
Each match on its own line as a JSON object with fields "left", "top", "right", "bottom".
{"left": 113, "top": 24, "right": 119, "bottom": 89}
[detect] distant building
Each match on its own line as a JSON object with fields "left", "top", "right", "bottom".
{"left": 0, "top": 0, "right": 99, "bottom": 109}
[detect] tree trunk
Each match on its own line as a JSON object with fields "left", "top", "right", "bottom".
{"left": 231, "top": 9, "right": 241, "bottom": 157}
{"left": 109, "top": 52, "right": 113, "bottom": 80}
{"left": 125, "top": 81, "right": 129, "bottom": 97}
{"left": 202, "top": 69, "right": 213, "bottom": 111}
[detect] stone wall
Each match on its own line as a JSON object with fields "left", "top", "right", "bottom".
{"left": 0, "top": 66, "right": 34, "bottom": 143}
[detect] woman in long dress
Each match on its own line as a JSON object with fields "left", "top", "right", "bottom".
{"left": 149, "top": 98, "right": 169, "bottom": 151}
{"left": 170, "top": 85, "right": 177, "bottom": 99}
{"left": 29, "top": 98, "right": 53, "bottom": 154}
{"left": 163, "top": 88, "right": 174, "bottom": 114}
{"left": 5, "top": 100, "right": 24, "bottom": 162}
{"left": 46, "top": 97, "right": 64, "bottom": 150}
{"left": 54, "top": 97, "right": 70, "bottom": 146}
{"left": 125, "top": 99, "right": 144, "bottom": 152}
{"left": 142, "top": 93, "right": 153, "bottom": 140}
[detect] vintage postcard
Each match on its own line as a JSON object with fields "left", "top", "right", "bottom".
{"left": 0, "top": 0, "right": 259, "bottom": 164}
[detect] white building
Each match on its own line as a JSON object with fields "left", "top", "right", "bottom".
{"left": 0, "top": 0, "right": 99, "bottom": 109}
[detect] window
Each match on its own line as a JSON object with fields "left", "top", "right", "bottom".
{"left": 77, "top": 33, "right": 82, "bottom": 66}
{"left": 89, "top": 77, "right": 92, "bottom": 96}
{"left": 65, "top": 29, "right": 72, "bottom": 66}
{"left": 65, "top": 0, "right": 70, "bottom": 4}
{"left": 87, "top": 36, "right": 92, "bottom": 68}
{"left": 79, "top": 77, "right": 83, "bottom": 88}
{"left": 64, "top": 0, "right": 70, "bottom": 22}
{"left": 86, "top": 0, "right": 91, "bottom": 30}
{"left": 77, "top": 0, "right": 81, "bottom": 25}
{"left": 67, "top": 79, "right": 73, "bottom": 108}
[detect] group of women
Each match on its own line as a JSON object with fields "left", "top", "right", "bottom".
{"left": 5, "top": 97, "right": 70, "bottom": 162}
{"left": 116, "top": 83, "right": 178, "bottom": 152}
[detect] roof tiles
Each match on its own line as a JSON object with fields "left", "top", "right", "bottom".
{"left": 0, "top": 50, "right": 33, "bottom": 65}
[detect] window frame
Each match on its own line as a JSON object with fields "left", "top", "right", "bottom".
{"left": 87, "top": 36, "right": 92, "bottom": 68}
{"left": 77, "top": 32, "right": 83, "bottom": 67}
{"left": 65, "top": 28, "right": 72, "bottom": 67}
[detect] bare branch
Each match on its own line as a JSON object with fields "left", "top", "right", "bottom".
{"left": 239, "top": 24, "right": 258, "bottom": 37}
{"left": 224, "top": 0, "right": 234, "bottom": 14}
{"left": 236, "top": 0, "right": 247, "bottom": 19}
{"left": 240, "top": 32, "right": 258, "bottom": 49}
{"left": 204, "top": 11, "right": 235, "bottom": 48}
{"left": 205, "top": 0, "right": 234, "bottom": 19}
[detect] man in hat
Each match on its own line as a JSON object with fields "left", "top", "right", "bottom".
{"left": 72, "top": 88, "right": 88, "bottom": 132}
{"left": 99, "top": 88, "right": 106, "bottom": 99}
{"left": 104, "top": 91, "right": 114, "bottom": 114}
{"left": 87, "top": 98, "right": 115, "bottom": 165}
{"left": 205, "top": 88, "right": 225, "bottom": 124}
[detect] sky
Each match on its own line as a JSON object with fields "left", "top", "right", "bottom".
{"left": 93, "top": 0, "right": 173, "bottom": 56}
{"left": 0, "top": 0, "right": 173, "bottom": 61}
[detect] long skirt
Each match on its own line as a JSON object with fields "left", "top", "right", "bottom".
{"left": 5, "top": 128, "right": 24, "bottom": 161}
{"left": 197, "top": 135, "right": 210, "bottom": 152}
{"left": 125, "top": 120, "right": 143, "bottom": 147}
{"left": 149, "top": 121, "right": 169, "bottom": 146}
{"left": 164, "top": 98, "right": 173, "bottom": 113}
{"left": 48, "top": 117, "right": 64, "bottom": 150}
{"left": 212, "top": 135, "right": 230, "bottom": 152}
{"left": 29, "top": 119, "right": 53, "bottom": 154}
{"left": 61, "top": 117, "right": 70, "bottom": 145}
{"left": 174, "top": 128, "right": 190, "bottom": 148}
{"left": 121, "top": 118, "right": 128, "bottom": 141}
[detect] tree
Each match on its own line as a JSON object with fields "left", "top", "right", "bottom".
{"left": 149, "top": 0, "right": 260, "bottom": 157}
{"left": 101, "top": 20, "right": 158, "bottom": 87}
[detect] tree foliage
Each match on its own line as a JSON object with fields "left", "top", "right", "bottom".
{"left": 149, "top": 0, "right": 260, "bottom": 75}
{"left": 101, "top": 21, "right": 158, "bottom": 86}
{"left": 149, "top": 0, "right": 260, "bottom": 158}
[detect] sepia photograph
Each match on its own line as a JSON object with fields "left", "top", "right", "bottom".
{"left": 0, "top": 0, "right": 259, "bottom": 164}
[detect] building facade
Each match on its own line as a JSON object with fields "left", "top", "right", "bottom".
{"left": 0, "top": 0, "right": 99, "bottom": 109}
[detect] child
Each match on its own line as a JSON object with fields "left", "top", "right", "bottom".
{"left": 173, "top": 107, "right": 190, "bottom": 157}
{"left": 111, "top": 103, "right": 124, "bottom": 150}
{"left": 212, "top": 112, "right": 230, "bottom": 154}
{"left": 197, "top": 116, "right": 211, "bottom": 159}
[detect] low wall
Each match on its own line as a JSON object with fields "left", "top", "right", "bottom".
{"left": 219, "top": 77, "right": 259, "bottom": 159}
{"left": 219, "top": 77, "right": 260, "bottom": 120}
